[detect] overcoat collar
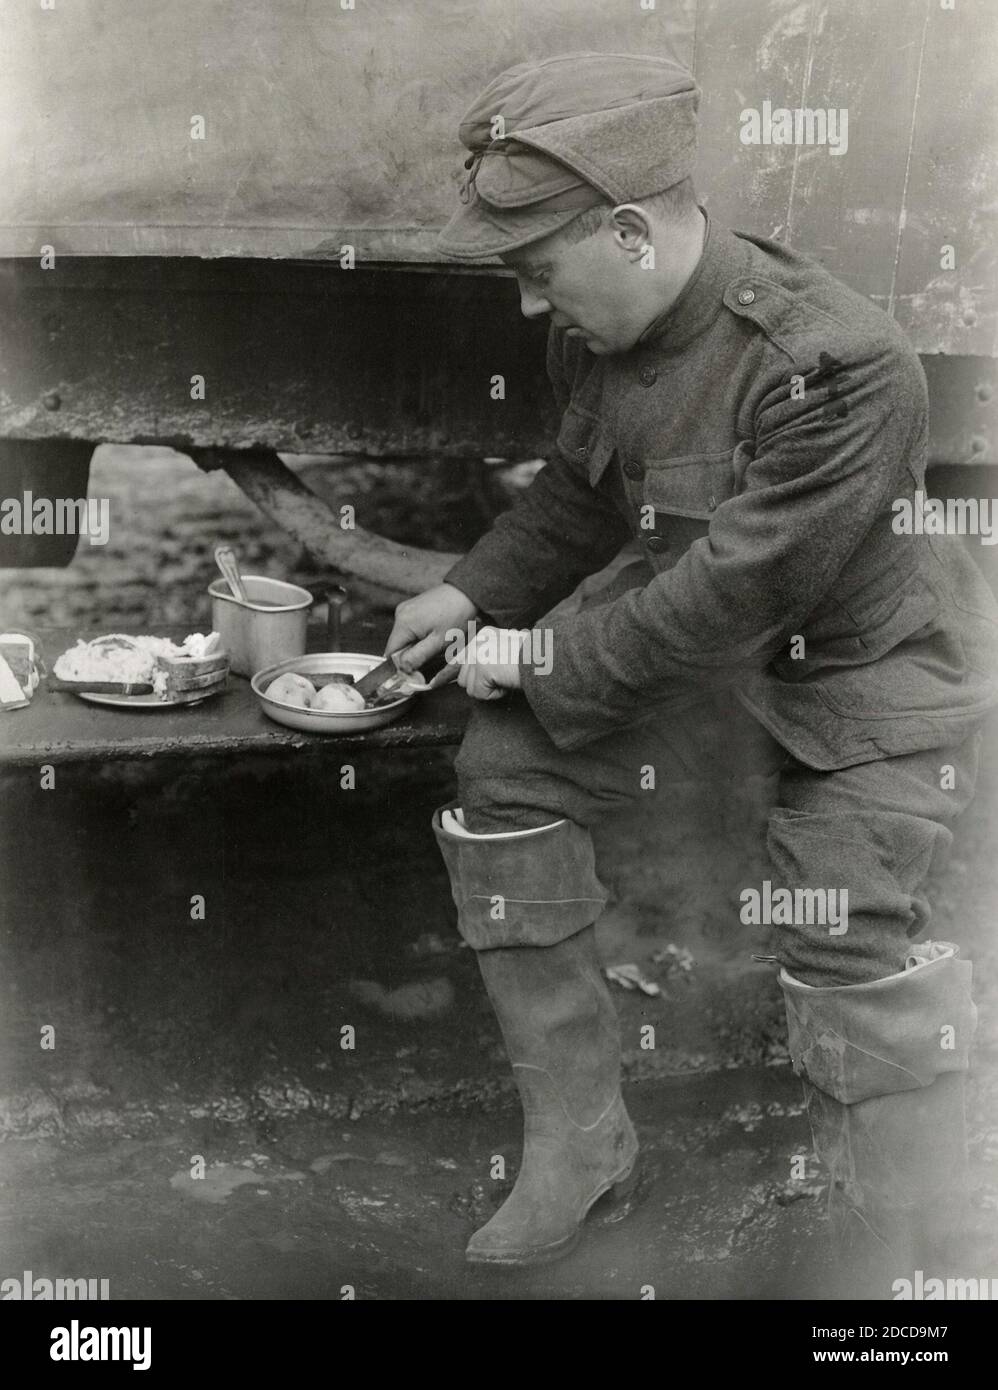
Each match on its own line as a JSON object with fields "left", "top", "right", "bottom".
{"left": 637, "top": 208, "right": 752, "bottom": 355}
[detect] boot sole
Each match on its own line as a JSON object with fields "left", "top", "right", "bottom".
{"left": 465, "top": 1158, "right": 640, "bottom": 1268}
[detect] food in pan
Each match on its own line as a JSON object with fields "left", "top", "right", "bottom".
{"left": 265, "top": 672, "right": 317, "bottom": 708}
{"left": 262, "top": 665, "right": 415, "bottom": 714}
{"left": 311, "top": 682, "right": 366, "bottom": 713}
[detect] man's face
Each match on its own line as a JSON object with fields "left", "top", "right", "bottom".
{"left": 501, "top": 217, "right": 649, "bottom": 355}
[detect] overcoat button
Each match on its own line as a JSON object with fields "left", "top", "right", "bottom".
{"left": 639, "top": 365, "right": 658, "bottom": 386}
{"left": 623, "top": 460, "right": 643, "bottom": 479}
{"left": 737, "top": 288, "right": 756, "bottom": 306}
{"left": 646, "top": 535, "right": 669, "bottom": 553}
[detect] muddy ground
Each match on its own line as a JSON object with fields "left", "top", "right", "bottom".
{"left": 1, "top": 448, "right": 997, "bottom": 1300}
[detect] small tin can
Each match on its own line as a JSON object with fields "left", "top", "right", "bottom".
{"left": 208, "top": 575, "right": 312, "bottom": 677}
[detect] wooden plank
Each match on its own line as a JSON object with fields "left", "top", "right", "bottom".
{"left": 778, "top": 0, "right": 931, "bottom": 305}
{"left": 889, "top": 0, "right": 998, "bottom": 356}
{"left": 0, "top": 0, "right": 695, "bottom": 262}
{"left": 692, "top": 0, "right": 815, "bottom": 236}
{"left": 0, "top": 624, "right": 470, "bottom": 768}
{"left": 0, "top": 0, "right": 992, "bottom": 351}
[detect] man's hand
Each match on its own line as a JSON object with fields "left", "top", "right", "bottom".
{"left": 385, "top": 583, "right": 480, "bottom": 673}
{"left": 455, "top": 627, "right": 525, "bottom": 701}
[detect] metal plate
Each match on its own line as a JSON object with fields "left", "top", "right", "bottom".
{"left": 76, "top": 689, "right": 220, "bottom": 709}
{"left": 251, "top": 651, "right": 427, "bottom": 734}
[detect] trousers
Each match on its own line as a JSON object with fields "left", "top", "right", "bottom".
{"left": 454, "top": 689, "right": 981, "bottom": 987}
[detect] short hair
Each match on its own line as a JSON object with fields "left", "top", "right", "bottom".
{"left": 558, "top": 177, "right": 699, "bottom": 245}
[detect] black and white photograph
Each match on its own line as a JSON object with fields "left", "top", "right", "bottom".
{"left": 1, "top": 0, "right": 997, "bottom": 1342}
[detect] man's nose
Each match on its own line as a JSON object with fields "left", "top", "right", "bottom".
{"left": 518, "top": 283, "right": 551, "bottom": 320}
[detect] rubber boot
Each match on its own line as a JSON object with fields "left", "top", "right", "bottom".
{"left": 780, "top": 942, "right": 977, "bottom": 1295}
{"left": 432, "top": 804, "right": 638, "bottom": 1266}
{"left": 467, "top": 925, "right": 638, "bottom": 1266}
{"left": 799, "top": 1073, "right": 971, "bottom": 1291}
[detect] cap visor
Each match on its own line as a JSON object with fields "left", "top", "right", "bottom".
{"left": 435, "top": 197, "right": 585, "bottom": 261}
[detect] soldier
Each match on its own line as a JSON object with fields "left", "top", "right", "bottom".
{"left": 385, "top": 53, "right": 998, "bottom": 1284}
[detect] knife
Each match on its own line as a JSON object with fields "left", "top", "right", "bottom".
{"left": 353, "top": 647, "right": 456, "bottom": 700}
{"left": 353, "top": 654, "right": 403, "bottom": 700}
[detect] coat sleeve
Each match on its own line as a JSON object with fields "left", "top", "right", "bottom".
{"left": 441, "top": 331, "right": 631, "bottom": 628}
{"left": 519, "top": 336, "right": 928, "bottom": 750}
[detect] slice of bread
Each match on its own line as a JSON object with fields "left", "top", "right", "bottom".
{"left": 153, "top": 654, "right": 229, "bottom": 698}
{"left": 51, "top": 632, "right": 228, "bottom": 699}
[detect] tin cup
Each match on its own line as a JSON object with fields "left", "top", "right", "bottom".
{"left": 208, "top": 575, "right": 312, "bottom": 677}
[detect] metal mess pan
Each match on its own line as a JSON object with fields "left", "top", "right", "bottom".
{"left": 251, "top": 651, "right": 426, "bottom": 733}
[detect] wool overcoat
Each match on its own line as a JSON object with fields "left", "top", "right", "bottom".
{"left": 444, "top": 214, "right": 998, "bottom": 767}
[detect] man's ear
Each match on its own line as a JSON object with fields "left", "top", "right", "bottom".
{"left": 610, "top": 203, "right": 653, "bottom": 257}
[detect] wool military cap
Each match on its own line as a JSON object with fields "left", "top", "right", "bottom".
{"left": 437, "top": 52, "right": 700, "bottom": 260}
